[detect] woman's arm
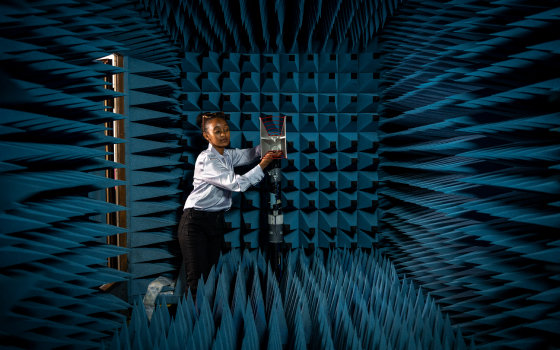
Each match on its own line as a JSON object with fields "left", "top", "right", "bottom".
{"left": 230, "top": 144, "right": 261, "bottom": 167}
{"left": 196, "top": 154, "right": 264, "bottom": 192}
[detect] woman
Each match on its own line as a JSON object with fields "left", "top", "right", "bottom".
{"left": 178, "top": 111, "right": 281, "bottom": 299}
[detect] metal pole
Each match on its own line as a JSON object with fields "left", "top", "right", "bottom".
{"left": 267, "top": 158, "right": 283, "bottom": 279}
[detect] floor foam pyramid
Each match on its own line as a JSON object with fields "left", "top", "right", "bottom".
{"left": 103, "top": 248, "right": 476, "bottom": 350}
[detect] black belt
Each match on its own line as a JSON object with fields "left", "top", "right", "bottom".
{"left": 184, "top": 208, "right": 224, "bottom": 219}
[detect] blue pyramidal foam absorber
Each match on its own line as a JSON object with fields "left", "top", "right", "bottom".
{"left": 375, "top": 0, "right": 560, "bottom": 349}
{"left": 2, "top": 0, "right": 558, "bottom": 349}
{"left": 125, "top": 57, "right": 184, "bottom": 301}
{"left": 180, "top": 52, "right": 381, "bottom": 250}
{"left": 104, "top": 248, "right": 476, "bottom": 350}
{"left": 0, "top": 0, "right": 183, "bottom": 347}
{"left": 137, "top": 0, "right": 404, "bottom": 53}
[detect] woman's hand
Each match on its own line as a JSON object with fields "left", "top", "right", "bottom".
{"left": 259, "top": 151, "right": 283, "bottom": 170}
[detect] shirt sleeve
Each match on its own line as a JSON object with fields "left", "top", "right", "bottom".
{"left": 196, "top": 154, "right": 264, "bottom": 192}
{"left": 230, "top": 144, "right": 262, "bottom": 167}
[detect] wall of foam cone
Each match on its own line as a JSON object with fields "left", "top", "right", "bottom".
{"left": 0, "top": 0, "right": 558, "bottom": 349}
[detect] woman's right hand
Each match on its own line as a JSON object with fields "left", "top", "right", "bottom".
{"left": 259, "top": 151, "right": 283, "bottom": 170}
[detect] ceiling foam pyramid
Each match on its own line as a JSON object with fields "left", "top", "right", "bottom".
{"left": 137, "top": 0, "right": 404, "bottom": 53}
{"left": 375, "top": 0, "right": 560, "bottom": 349}
{"left": 102, "top": 248, "right": 477, "bottom": 350}
{"left": 180, "top": 52, "right": 381, "bottom": 250}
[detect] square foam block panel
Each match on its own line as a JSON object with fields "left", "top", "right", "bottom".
{"left": 180, "top": 53, "right": 380, "bottom": 249}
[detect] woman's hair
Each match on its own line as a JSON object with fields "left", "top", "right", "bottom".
{"left": 196, "top": 111, "right": 227, "bottom": 133}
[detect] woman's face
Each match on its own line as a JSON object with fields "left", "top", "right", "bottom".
{"left": 204, "top": 117, "right": 230, "bottom": 148}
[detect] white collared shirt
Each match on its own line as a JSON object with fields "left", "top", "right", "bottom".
{"left": 184, "top": 143, "right": 264, "bottom": 212}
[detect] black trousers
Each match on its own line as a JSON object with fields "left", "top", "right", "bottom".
{"left": 177, "top": 208, "right": 225, "bottom": 300}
